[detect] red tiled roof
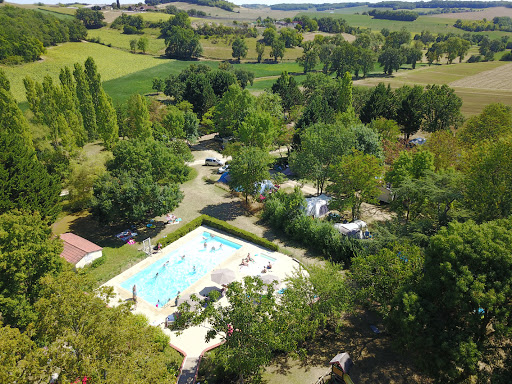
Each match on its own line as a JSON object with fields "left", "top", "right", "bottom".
{"left": 60, "top": 233, "right": 102, "bottom": 265}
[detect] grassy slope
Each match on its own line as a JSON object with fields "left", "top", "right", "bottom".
{"left": 87, "top": 27, "right": 167, "bottom": 56}
{"left": 1, "top": 42, "right": 163, "bottom": 103}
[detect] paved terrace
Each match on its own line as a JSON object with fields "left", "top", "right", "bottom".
{"left": 102, "top": 225, "right": 301, "bottom": 384}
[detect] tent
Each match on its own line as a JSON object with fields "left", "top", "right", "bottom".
{"left": 218, "top": 172, "right": 231, "bottom": 184}
{"left": 305, "top": 194, "right": 331, "bottom": 218}
{"left": 334, "top": 220, "right": 367, "bottom": 239}
{"left": 257, "top": 180, "right": 275, "bottom": 195}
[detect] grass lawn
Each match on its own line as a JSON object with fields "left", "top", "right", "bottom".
{"left": 201, "top": 37, "right": 304, "bottom": 62}
{"left": 1, "top": 42, "right": 165, "bottom": 103}
{"left": 83, "top": 245, "right": 147, "bottom": 285}
{"left": 87, "top": 27, "right": 167, "bottom": 56}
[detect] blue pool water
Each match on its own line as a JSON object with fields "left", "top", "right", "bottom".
{"left": 121, "top": 232, "right": 241, "bottom": 306}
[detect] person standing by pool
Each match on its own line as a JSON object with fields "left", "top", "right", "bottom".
{"left": 132, "top": 284, "right": 137, "bottom": 303}
{"left": 203, "top": 242, "right": 207, "bottom": 249}
{"left": 175, "top": 291, "right": 181, "bottom": 306}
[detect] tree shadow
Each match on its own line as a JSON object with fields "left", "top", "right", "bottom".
{"left": 199, "top": 201, "right": 247, "bottom": 222}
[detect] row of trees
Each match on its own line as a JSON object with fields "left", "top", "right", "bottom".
{"left": 161, "top": 12, "right": 202, "bottom": 59}
{"left": 24, "top": 57, "right": 119, "bottom": 152}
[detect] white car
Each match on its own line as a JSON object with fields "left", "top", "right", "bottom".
{"left": 205, "top": 158, "right": 224, "bottom": 166}
{"left": 217, "top": 164, "right": 230, "bottom": 174}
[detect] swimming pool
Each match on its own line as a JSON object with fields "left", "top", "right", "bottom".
{"left": 121, "top": 232, "right": 241, "bottom": 307}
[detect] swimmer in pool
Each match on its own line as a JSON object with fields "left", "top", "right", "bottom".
{"left": 181, "top": 255, "right": 186, "bottom": 260}
{"left": 193, "top": 265, "right": 196, "bottom": 272}
{"left": 211, "top": 246, "right": 216, "bottom": 252}
{"left": 204, "top": 242, "right": 207, "bottom": 249}
{"left": 155, "top": 272, "right": 159, "bottom": 278}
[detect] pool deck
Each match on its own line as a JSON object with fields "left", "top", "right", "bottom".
{"left": 102, "top": 225, "right": 301, "bottom": 384}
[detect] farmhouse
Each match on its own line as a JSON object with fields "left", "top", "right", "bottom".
{"left": 60, "top": 233, "right": 103, "bottom": 268}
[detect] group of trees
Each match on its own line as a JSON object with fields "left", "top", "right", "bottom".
{"left": 75, "top": 8, "right": 106, "bottom": 29}
{"left": 0, "top": 213, "right": 180, "bottom": 382}
{"left": 455, "top": 16, "right": 512, "bottom": 32}
{"left": 0, "top": 6, "right": 86, "bottom": 64}
{"left": 24, "top": 57, "right": 119, "bottom": 152}
{"left": 158, "top": 63, "right": 254, "bottom": 116}
{"left": 161, "top": 12, "right": 202, "bottom": 59}
{"left": 111, "top": 13, "right": 145, "bottom": 34}
{"left": 146, "top": 0, "right": 236, "bottom": 12}
{"left": 368, "top": 9, "right": 419, "bottom": 21}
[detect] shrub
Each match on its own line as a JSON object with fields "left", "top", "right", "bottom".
{"left": 467, "top": 54, "right": 482, "bottom": 63}
{"left": 262, "top": 191, "right": 364, "bottom": 266}
{"left": 500, "top": 51, "right": 512, "bottom": 61}
{"left": 159, "top": 215, "right": 279, "bottom": 252}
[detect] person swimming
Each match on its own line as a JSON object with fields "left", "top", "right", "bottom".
{"left": 181, "top": 255, "right": 186, "bottom": 260}
{"left": 193, "top": 265, "right": 196, "bottom": 272}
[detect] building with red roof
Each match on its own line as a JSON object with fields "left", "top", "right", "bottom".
{"left": 60, "top": 233, "right": 103, "bottom": 268}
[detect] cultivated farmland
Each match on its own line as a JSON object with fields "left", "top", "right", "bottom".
{"left": 449, "top": 63, "right": 512, "bottom": 90}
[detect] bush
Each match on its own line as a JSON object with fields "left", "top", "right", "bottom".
{"left": 159, "top": 215, "right": 279, "bottom": 252}
{"left": 262, "top": 190, "right": 364, "bottom": 266}
{"left": 467, "top": 54, "right": 482, "bottom": 63}
{"left": 500, "top": 51, "right": 512, "bottom": 61}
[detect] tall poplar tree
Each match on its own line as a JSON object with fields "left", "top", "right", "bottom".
{"left": 126, "top": 94, "right": 152, "bottom": 140}
{"left": 59, "top": 67, "right": 87, "bottom": 147}
{"left": 96, "top": 89, "right": 119, "bottom": 149}
{"left": 0, "top": 88, "right": 33, "bottom": 150}
{"left": 73, "top": 62, "right": 97, "bottom": 140}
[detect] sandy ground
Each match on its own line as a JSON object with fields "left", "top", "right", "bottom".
{"left": 302, "top": 31, "right": 356, "bottom": 43}
{"left": 430, "top": 6, "right": 512, "bottom": 20}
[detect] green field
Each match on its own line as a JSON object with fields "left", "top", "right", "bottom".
{"left": 0, "top": 42, "right": 165, "bottom": 103}
{"left": 87, "top": 28, "right": 167, "bottom": 55}
{"left": 302, "top": 11, "right": 512, "bottom": 39}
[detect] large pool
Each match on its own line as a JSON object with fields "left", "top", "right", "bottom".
{"left": 121, "top": 232, "right": 242, "bottom": 307}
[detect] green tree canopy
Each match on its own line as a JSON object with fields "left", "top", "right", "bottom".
{"left": 327, "top": 150, "right": 383, "bottom": 220}
{"left": 290, "top": 123, "right": 355, "bottom": 194}
{"left": 126, "top": 94, "right": 153, "bottom": 139}
{"left": 231, "top": 37, "right": 248, "bottom": 61}
{"left": 422, "top": 84, "right": 463, "bottom": 133}
{"left": 0, "top": 132, "right": 61, "bottom": 222}
{"left": 75, "top": 8, "right": 105, "bottom": 29}
{"left": 229, "top": 146, "right": 271, "bottom": 203}
{"left": 389, "top": 218, "right": 512, "bottom": 382}
{"left": 458, "top": 103, "right": 512, "bottom": 148}
{"left": 0, "top": 210, "right": 64, "bottom": 328}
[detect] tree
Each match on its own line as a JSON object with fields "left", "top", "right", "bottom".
{"left": 256, "top": 42, "right": 265, "bottom": 63}
{"left": 207, "top": 69, "right": 237, "bottom": 98}
{"left": 290, "top": 123, "right": 355, "bottom": 194}
{"left": 350, "top": 242, "right": 424, "bottom": 317}
{"left": 271, "top": 71, "right": 303, "bottom": 112}
{"left": 238, "top": 110, "right": 279, "bottom": 150}
{"left": 0, "top": 210, "right": 63, "bottom": 328}
{"left": 34, "top": 272, "right": 179, "bottom": 383}
{"left": 369, "top": 117, "right": 401, "bottom": 142}
{"left": 0, "top": 132, "right": 61, "bottom": 222}
{"left": 59, "top": 67, "right": 87, "bottom": 147}
{"left": 463, "top": 136, "right": 512, "bottom": 222}
{"left": 0, "top": 88, "right": 33, "bottom": 150}
{"left": 359, "top": 83, "right": 396, "bottom": 124}
{"left": 108, "top": 139, "right": 190, "bottom": 184}
{"left": 297, "top": 46, "right": 319, "bottom": 74}
{"left": 126, "top": 94, "right": 152, "bottom": 139}
{"left": 458, "top": 103, "right": 512, "bottom": 148}
{"left": 130, "top": 38, "right": 137, "bottom": 53}
{"left": 357, "top": 48, "right": 375, "bottom": 78}
{"left": 231, "top": 37, "right": 248, "bottom": 62}
{"left": 329, "top": 42, "right": 358, "bottom": 78}
{"left": 262, "top": 27, "right": 277, "bottom": 45}
{"left": 327, "top": 150, "right": 383, "bottom": 220}
{"left": 137, "top": 36, "right": 149, "bottom": 53}
{"left": 425, "top": 130, "right": 460, "bottom": 170}
{"left": 229, "top": 146, "right": 271, "bottom": 203}
{"left": 386, "top": 150, "right": 435, "bottom": 188}
{"left": 389, "top": 218, "right": 512, "bottom": 382}
{"left": 173, "top": 265, "right": 352, "bottom": 383}
{"left": 164, "top": 26, "right": 202, "bottom": 60}
{"left": 270, "top": 39, "right": 285, "bottom": 62}
{"left": 404, "top": 46, "right": 423, "bottom": 69}
{"left": 214, "top": 84, "right": 255, "bottom": 137}
{"left": 75, "top": 8, "right": 105, "bottom": 29}
{"left": 0, "top": 69, "right": 9, "bottom": 91}
{"left": 73, "top": 63, "right": 97, "bottom": 140}
{"left": 378, "top": 47, "right": 406, "bottom": 75}
{"left": 422, "top": 84, "right": 463, "bottom": 132}
{"left": 395, "top": 85, "right": 425, "bottom": 140}
{"left": 96, "top": 89, "right": 119, "bottom": 149}
{"left": 91, "top": 171, "right": 183, "bottom": 224}
{"left": 183, "top": 73, "right": 216, "bottom": 117}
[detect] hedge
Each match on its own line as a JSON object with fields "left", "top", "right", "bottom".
{"left": 159, "top": 215, "right": 279, "bottom": 252}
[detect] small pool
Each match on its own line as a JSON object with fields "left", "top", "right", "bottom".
{"left": 121, "top": 232, "right": 241, "bottom": 307}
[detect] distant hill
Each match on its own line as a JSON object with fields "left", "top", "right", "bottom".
{"left": 144, "top": 0, "right": 237, "bottom": 12}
